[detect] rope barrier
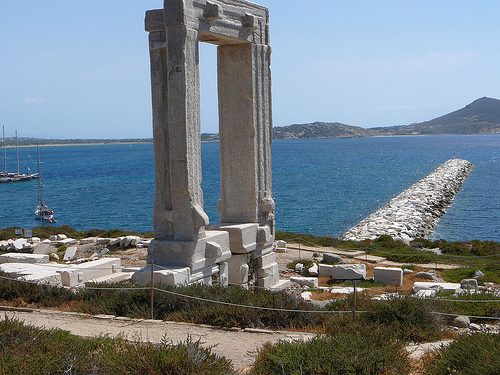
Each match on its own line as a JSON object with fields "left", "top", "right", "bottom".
{"left": 429, "top": 311, "right": 500, "bottom": 321}
{"left": 152, "top": 286, "right": 361, "bottom": 314}
{"left": 2, "top": 269, "right": 500, "bottom": 321}
{"left": 420, "top": 297, "right": 500, "bottom": 303}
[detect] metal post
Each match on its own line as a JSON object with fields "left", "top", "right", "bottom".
{"left": 352, "top": 281, "right": 357, "bottom": 322}
{"left": 150, "top": 261, "right": 154, "bottom": 320}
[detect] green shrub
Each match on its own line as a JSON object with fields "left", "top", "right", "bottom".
{"left": 442, "top": 263, "right": 500, "bottom": 284}
{"left": 251, "top": 326, "right": 410, "bottom": 375}
{"left": 432, "top": 291, "right": 500, "bottom": 321}
{"left": 424, "top": 333, "right": 500, "bottom": 375}
{"left": 364, "top": 295, "right": 442, "bottom": 342}
{"left": 0, "top": 277, "right": 324, "bottom": 330}
{"left": 0, "top": 317, "right": 235, "bottom": 374}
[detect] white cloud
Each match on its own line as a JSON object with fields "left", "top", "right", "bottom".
{"left": 23, "top": 96, "right": 46, "bottom": 105}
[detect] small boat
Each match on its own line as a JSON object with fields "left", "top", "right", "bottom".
{"left": 1, "top": 127, "right": 38, "bottom": 182}
{"left": 35, "top": 203, "right": 56, "bottom": 223}
{"left": 34, "top": 142, "right": 56, "bottom": 223}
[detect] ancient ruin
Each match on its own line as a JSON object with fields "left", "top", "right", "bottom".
{"left": 133, "top": 0, "right": 286, "bottom": 288}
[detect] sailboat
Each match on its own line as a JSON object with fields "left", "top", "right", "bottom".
{"left": 34, "top": 142, "right": 56, "bottom": 223}
{"left": 1, "top": 126, "right": 39, "bottom": 182}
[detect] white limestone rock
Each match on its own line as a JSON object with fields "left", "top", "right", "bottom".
{"left": 131, "top": 265, "right": 189, "bottom": 286}
{"left": 12, "top": 239, "right": 28, "bottom": 251}
{"left": 472, "top": 270, "right": 485, "bottom": 279}
{"left": 331, "top": 264, "right": 366, "bottom": 280}
{"left": 290, "top": 277, "right": 318, "bottom": 288}
{"left": 461, "top": 279, "right": 478, "bottom": 290}
{"left": 308, "top": 263, "right": 319, "bottom": 276}
{"left": 0, "top": 253, "right": 49, "bottom": 264}
{"left": 275, "top": 240, "right": 287, "bottom": 252}
{"left": 414, "top": 270, "right": 438, "bottom": 281}
{"left": 257, "top": 262, "right": 279, "bottom": 279}
{"left": 374, "top": 267, "right": 403, "bottom": 287}
{"left": 469, "top": 323, "right": 481, "bottom": 331}
{"left": 19, "top": 272, "right": 63, "bottom": 287}
{"left": 301, "top": 291, "right": 312, "bottom": 301}
{"left": 80, "top": 237, "right": 97, "bottom": 245}
{"left": 323, "top": 253, "right": 342, "bottom": 264}
{"left": 414, "top": 289, "right": 436, "bottom": 298}
{"left": 63, "top": 246, "right": 78, "bottom": 261}
{"left": 57, "top": 258, "right": 122, "bottom": 287}
{"left": 412, "top": 282, "right": 460, "bottom": 293}
{"left": 453, "top": 315, "right": 470, "bottom": 328}
{"left": 295, "top": 263, "right": 304, "bottom": 273}
{"left": 318, "top": 264, "right": 334, "bottom": 277}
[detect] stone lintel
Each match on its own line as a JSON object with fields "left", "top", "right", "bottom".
{"left": 159, "top": 0, "right": 269, "bottom": 45}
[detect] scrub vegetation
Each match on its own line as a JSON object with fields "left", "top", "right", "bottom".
{"left": 1, "top": 228, "right": 500, "bottom": 373}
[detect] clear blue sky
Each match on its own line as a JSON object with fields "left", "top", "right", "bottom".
{"left": 1, "top": 1, "right": 499, "bottom": 139}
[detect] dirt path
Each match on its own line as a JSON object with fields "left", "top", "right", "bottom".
{"left": 0, "top": 307, "right": 314, "bottom": 373}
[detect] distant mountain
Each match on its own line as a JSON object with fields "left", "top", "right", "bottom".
{"left": 273, "top": 122, "right": 376, "bottom": 139}
{"left": 371, "top": 97, "right": 500, "bottom": 136}
{"left": 273, "top": 97, "right": 500, "bottom": 139}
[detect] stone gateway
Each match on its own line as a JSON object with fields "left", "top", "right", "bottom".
{"left": 133, "top": 0, "right": 286, "bottom": 289}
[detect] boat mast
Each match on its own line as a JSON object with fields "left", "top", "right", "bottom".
{"left": 16, "top": 130, "right": 19, "bottom": 175}
{"left": 2, "top": 126, "right": 6, "bottom": 174}
{"left": 37, "top": 141, "right": 42, "bottom": 207}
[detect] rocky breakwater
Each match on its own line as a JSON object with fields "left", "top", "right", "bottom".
{"left": 341, "top": 159, "right": 473, "bottom": 243}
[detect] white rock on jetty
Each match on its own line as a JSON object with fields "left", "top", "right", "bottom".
{"left": 341, "top": 159, "right": 473, "bottom": 243}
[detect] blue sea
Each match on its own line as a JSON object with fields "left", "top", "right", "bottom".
{"left": 1, "top": 134, "right": 499, "bottom": 242}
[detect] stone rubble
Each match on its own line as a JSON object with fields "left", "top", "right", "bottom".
{"left": 341, "top": 159, "right": 473, "bottom": 242}
{"left": 0, "top": 234, "right": 153, "bottom": 287}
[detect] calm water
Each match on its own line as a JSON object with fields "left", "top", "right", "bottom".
{"left": 1, "top": 134, "right": 499, "bottom": 242}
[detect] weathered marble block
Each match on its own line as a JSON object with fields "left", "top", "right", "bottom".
{"left": 290, "top": 277, "right": 318, "bottom": 288}
{"left": 373, "top": 267, "right": 403, "bottom": 287}
{"left": 256, "top": 272, "right": 280, "bottom": 288}
{"left": 256, "top": 262, "right": 279, "bottom": 279}
{"left": 460, "top": 278, "right": 478, "bottom": 290}
{"left": 331, "top": 264, "right": 366, "bottom": 280}
{"left": 57, "top": 258, "right": 122, "bottom": 287}
{"left": 212, "top": 223, "right": 258, "bottom": 254}
{"left": 227, "top": 254, "right": 250, "bottom": 285}
{"left": 63, "top": 246, "right": 78, "bottom": 261}
{"left": 256, "top": 252, "right": 276, "bottom": 268}
{"left": 0, "top": 253, "right": 49, "bottom": 264}
{"left": 131, "top": 265, "right": 190, "bottom": 286}
{"left": 318, "top": 263, "right": 334, "bottom": 277}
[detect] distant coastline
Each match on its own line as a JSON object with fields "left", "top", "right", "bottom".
{"left": 2, "top": 133, "right": 219, "bottom": 147}
{"left": 4, "top": 97, "right": 499, "bottom": 144}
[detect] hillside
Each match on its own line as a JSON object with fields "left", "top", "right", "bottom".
{"left": 273, "top": 97, "right": 500, "bottom": 139}
{"left": 273, "top": 122, "right": 376, "bottom": 139}
{"left": 372, "top": 97, "right": 500, "bottom": 136}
